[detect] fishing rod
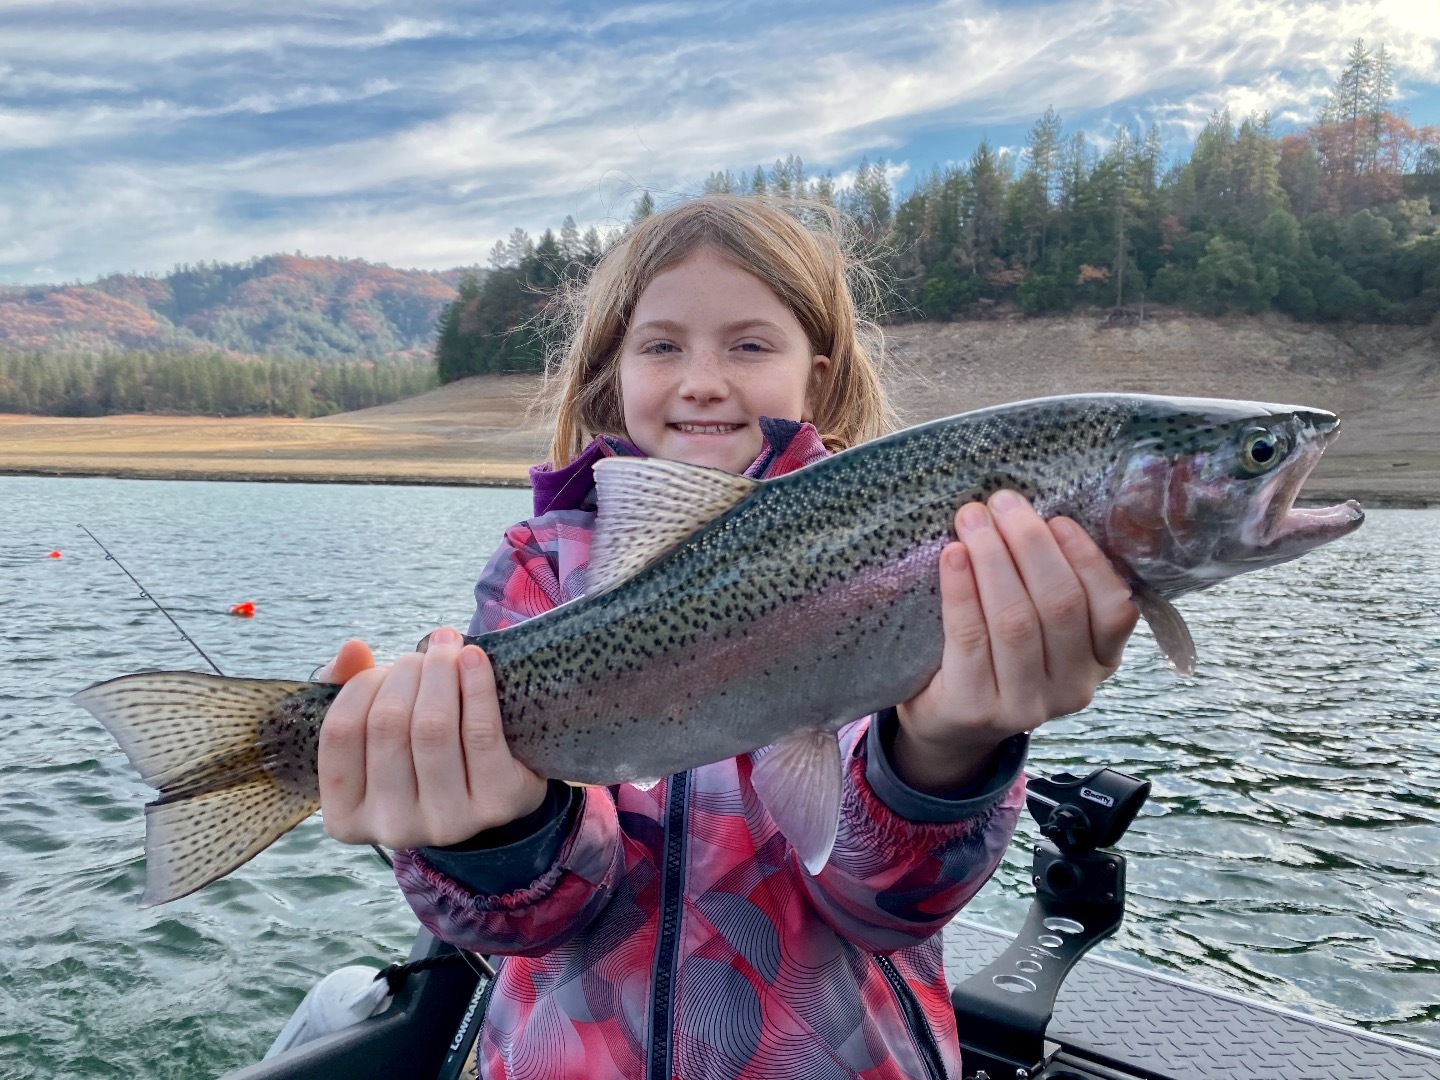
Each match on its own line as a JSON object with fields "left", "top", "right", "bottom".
{"left": 78, "top": 523, "right": 226, "bottom": 677}
{"left": 77, "top": 523, "right": 395, "bottom": 871}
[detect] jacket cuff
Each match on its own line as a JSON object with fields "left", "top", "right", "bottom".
{"left": 865, "top": 708, "right": 1028, "bottom": 823}
{"left": 415, "top": 780, "right": 579, "bottom": 895}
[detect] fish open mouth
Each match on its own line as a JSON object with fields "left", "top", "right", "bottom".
{"left": 1248, "top": 417, "right": 1364, "bottom": 559}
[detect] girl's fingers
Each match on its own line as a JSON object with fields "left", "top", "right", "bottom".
{"left": 363, "top": 653, "right": 423, "bottom": 824}
{"left": 457, "top": 644, "right": 508, "bottom": 779}
{"left": 315, "top": 639, "right": 376, "bottom": 684}
{"left": 988, "top": 493, "right": 1094, "bottom": 681}
{"left": 458, "top": 644, "right": 548, "bottom": 827}
{"left": 317, "top": 664, "right": 387, "bottom": 837}
{"left": 935, "top": 540, "right": 997, "bottom": 700}
{"left": 1050, "top": 517, "right": 1140, "bottom": 669}
{"left": 956, "top": 500, "right": 1044, "bottom": 707}
{"left": 409, "top": 632, "right": 469, "bottom": 833}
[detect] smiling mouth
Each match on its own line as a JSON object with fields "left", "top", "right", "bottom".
{"left": 671, "top": 423, "right": 744, "bottom": 435}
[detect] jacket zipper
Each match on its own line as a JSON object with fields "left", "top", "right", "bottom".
{"left": 874, "top": 954, "right": 947, "bottom": 1080}
{"left": 647, "top": 770, "right": 690, "bottom": 1080}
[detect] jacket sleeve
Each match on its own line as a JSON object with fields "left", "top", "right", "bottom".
{"left": 797, "top": 710, "right": 1028, "bottom": 954}
{"left": 392, "top": 785, "right": 626, "bottom": 957}
{"left": 392, "top": 512, "right": 621, "bottom": 955}
{"left": 469, "top": 512, "right": 593, "bottom": 632}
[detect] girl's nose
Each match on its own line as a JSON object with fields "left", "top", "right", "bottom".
{"left": 677, "top": 352, "right": 729, "bottom": 402}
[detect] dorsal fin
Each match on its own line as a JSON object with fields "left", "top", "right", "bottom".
{"left": 587, "top": 457, "right": 760, "bottom": 595}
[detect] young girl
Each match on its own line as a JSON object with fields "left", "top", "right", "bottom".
{"left": 316, "top": 196, "right": 1138, "bottom": 1079}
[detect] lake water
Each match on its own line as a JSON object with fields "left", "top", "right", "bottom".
{"left": 1, "top": 475, "right": 1436, "bottom": 1078}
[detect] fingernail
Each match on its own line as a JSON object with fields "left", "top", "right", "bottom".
{"left": 459, "top": 645, "right": 482, "bottom": 670}
{"left": 959, "top": 502, "right": 990, "bottom": 532}
{"left": 990, "top": 490, "right": 1023, "bottom": 514}
{"left": 946, "top": 544, "right": 969, "bottom": 573}
{"left": 430, "top": 627, "right": 460, "bottom": 646}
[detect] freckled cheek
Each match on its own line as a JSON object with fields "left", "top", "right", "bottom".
{"left": 617, "top": 368, "right": 667, "bottom": 451}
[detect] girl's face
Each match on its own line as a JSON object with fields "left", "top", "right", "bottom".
{"left": 618, "top": 246, "right": 829, "bottom": 474}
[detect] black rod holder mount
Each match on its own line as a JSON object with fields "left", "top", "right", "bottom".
{"left": 952, "top": 766, "right": 1151, "bottom": 1080}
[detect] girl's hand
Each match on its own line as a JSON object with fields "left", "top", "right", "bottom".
{"left": 893, "top": 491, "right": 1139, "bottom": 795}
{"left": 316, "top": 627, "right": 548, "bottom": 849}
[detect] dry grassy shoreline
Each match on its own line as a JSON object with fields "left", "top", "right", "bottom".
{"left": 1, "top": 413, "right": 1433, "bottom": 507}
{"left": 3, "top": 314, "right": 1437, "bottom": 506}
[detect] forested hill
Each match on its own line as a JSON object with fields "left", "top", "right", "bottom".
{"left": 0, "top": 255, "right": 472, "bottom": 362}
{"left": 436, "top": 40, "right": 1440, "bottom": 383}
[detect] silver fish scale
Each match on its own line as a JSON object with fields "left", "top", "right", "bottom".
{"left": 477, "top": 397, "right": 1137, "bottom": 785}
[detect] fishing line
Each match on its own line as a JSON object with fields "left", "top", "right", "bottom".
{"left": 78, "top": 523, "right": 227, "bottom": 677}
{"left": 77, "top": 523, "right": 395, "bottom": 870}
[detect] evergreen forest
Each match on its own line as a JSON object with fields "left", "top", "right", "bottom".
{"left": 0, "top": 350, "right": 435, "bottom": 418}
{"left": 435, "top": 40, "right": 1440, "bottom": 384}
{"left": 0, "top": 254, "right": 455, "bottom": 416}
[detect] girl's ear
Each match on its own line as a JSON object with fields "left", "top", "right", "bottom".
{"left": 803, "top": 354, "right": 831, "bottom": 423}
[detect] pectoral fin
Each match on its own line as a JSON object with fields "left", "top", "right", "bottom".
{"left": 750, "top": 729, "right": 843, "bottom": 875}
{"left": 1133, "top": 584, "right": 1197, "bottom": 678}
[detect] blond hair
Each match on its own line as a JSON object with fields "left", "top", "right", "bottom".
{"left": 542, "top": 195, "right": 894, "bottom": 467}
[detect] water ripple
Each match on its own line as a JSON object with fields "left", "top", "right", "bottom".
{"left": 1, "top": 477, "right": 1437, "bottom": 1076}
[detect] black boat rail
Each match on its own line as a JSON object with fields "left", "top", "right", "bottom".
{"left": 226, "top": 931, "right": 482, "bottom": 1080}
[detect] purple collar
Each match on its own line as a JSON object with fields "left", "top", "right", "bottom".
{"left": 528, "top": 418, "right": 814, "bottom": 516}
{"left": 529, "top": 434, "right": 640, "bottom": 516}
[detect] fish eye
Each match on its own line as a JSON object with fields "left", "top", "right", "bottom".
{"left": 1238, "top": 428, "right": 1285, "bottom": 475}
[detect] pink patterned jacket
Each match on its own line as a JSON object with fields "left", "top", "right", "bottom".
{"left": 392, "top": 419, "right": 1028, "bottom": 1080}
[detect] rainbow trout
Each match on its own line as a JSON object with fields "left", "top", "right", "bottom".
{"left": 75, "top": 394, "right": 1363, "bottom": 904}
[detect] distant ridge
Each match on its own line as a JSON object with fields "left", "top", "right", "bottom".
{"left": 0, "top": 255, "right": 475, "bottom": 362}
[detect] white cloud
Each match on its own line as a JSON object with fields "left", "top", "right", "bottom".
{"left": 0, "top": 0, "right": 1436, "bottom": 281}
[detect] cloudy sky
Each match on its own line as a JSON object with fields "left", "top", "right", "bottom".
{"left": 1, "top": 0, "right": 1436, "bottom": 284}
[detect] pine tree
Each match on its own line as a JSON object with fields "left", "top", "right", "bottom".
{"left": 848, "top": 158, "right": 893, "bottom": 241}
{"left": 813, "top": 172, "right": 836, "bottom": 206}
{"left": 965, "top": 142, "right": 1006, "bottom": 274}
{"left": 581, "top": 227, "right": 604, "bottom": 263}
{"left": 502, "top": 228, "right": 534, "bottom": 267}
{"left": 434, "top": 274, "right": 483, "bottom": 383}
{"left": 702, "top": 170, "right": 739, "bottom": 194}
{"left": 769, "top": 159, "right": 793, "bottom": 199}
{"left": 1019, "top": 107, "right": 1064, "bottom": 264}
{"left": 559, "top": 215, "right": 581, "bottom": 262}
{"left": 1190, "top": 109, "right": 1237, "bottom": 216}
{"left": 1327, "top": 38, "right": 1373, "bottom": 174}
{"left": 283, "top": 375, "right": 313, "bottom": 418}
{"left": 631, "top": 191, "right": 655, "bottom": 224}
{"left": 1234, "top": 112, "right": 1283, "bottom": 220}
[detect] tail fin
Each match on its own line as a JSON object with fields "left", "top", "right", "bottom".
{"left": 73, "top": 672, "right": 325, "bottom": 906}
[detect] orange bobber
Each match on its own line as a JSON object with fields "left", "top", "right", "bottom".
{"left": 228, "top": 601, "right": 257, "bottom": 618}
{"left": 47, "top": 550, "right": 61, "bottom": 559}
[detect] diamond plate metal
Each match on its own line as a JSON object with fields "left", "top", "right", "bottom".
{"left": 946, "top": 918, "right": 1440, "bottom": 1080}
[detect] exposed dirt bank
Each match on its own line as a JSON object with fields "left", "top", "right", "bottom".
{"left": 2, "top": 312, "right": 1436, "bottom": 505}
